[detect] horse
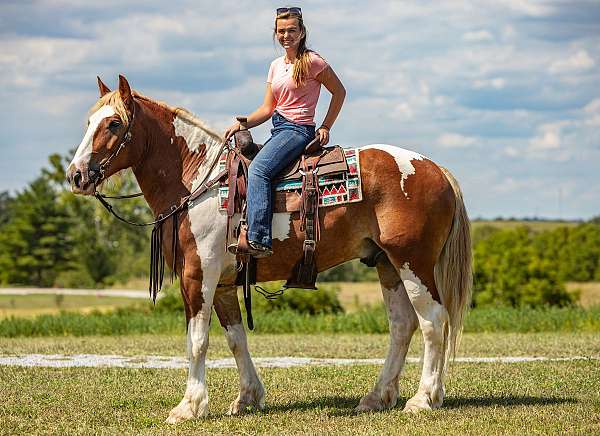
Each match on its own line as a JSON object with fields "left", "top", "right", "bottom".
{"left": 66, "top": 75, "right": 472, "bottom": 423}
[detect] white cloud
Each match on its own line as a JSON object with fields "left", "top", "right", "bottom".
{"left": 549, "top": 49, "right": 595, "bottom": 74}
{"left": 529, "top": 126, "right": 561, "bottom": 151}
{"left": 473, "top": 77, "right": 506, "bottom": 89}
{"left": 436, "top": 133, "right": 477, "bottom": 148}
{"left": 584, "top": 98, "right": 600, "bottom": 114}
{"left": 463, "top": 30, "right": 494, "bottom": 43}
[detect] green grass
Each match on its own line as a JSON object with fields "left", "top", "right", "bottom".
{"left": 0, "top": 294, "right": 136, "bottom": 318}
{"left": 1, "top": 304, "right": 599, "bottom": 337}
{"left": 1, "top": 332, "right": 598, "bottom": 359}
{"left": 1, "top": 360, "right": 598, "bottom": 434}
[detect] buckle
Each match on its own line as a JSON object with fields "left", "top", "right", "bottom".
{"left": 303, "top": 239, "right": 316, "bottom": 249}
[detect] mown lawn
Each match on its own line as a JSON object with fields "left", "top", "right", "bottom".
{"left": 1, "top": 332, "right": 599, "bottom": 359}
{"left": 1, "top": 359, "right": 598, "bottom": 434}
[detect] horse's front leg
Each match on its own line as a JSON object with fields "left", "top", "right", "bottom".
{"left": 166, "top": 265, "right": 219, "bottom": 424}
{"left": 213, "top": 285, "right": 265, "bottom": 415}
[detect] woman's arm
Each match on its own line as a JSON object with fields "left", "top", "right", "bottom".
{"left": 316, "top": 66, "right": 346, "bottom": 146}
{"left": 224, "top": 84, "right": 276, "bottom": 140}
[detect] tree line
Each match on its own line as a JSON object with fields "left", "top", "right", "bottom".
{"left": 1, "top": 153, "right": 599, "bottom": 307}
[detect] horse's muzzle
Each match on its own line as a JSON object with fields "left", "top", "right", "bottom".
{"left": 66, "top": 165, "right": 96, "bottom": 195}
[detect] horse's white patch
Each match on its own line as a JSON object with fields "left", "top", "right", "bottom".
{"left": 361, "top": 144, "right": 425, "bottom": 198}
{"left": 399, "top": 262, "right": 448, "bottom": 410}
{"left": 173, "top": 115, "right": 208, "bottom": 154}
{"left": 70, "top": 105, "right": 115, "bottom": 168}
{"left": 272, "top": 213, "right": 292, "bottom": 241}
{"left": 399, "top": 262, "right": 439, "bottom": 313}
{"left": 188, "top": 190, "right": 229, "bottom": 265}
{"left": 172, "top": 116, "right": 224, "bottom": 192}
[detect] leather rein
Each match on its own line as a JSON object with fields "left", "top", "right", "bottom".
{"left": 92, "top": 97, "right": 233, "bottom": 300}
{"left": 93, "top": 99, "right": 230, "bottom": 228}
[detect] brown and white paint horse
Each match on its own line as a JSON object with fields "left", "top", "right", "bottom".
{"left": 66, "top": 75, "right": 472, "bottom": 423}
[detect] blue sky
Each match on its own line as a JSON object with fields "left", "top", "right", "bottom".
{"left": 1, "top": 0, "right": 599, "bottom": 219}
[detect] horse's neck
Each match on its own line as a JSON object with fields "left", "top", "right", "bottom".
{"left": 133, "top": 103, "right": 223, "bottom": 216}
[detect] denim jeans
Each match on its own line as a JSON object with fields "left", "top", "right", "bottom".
{"left": 246, "top": 112, "right": 315, "bottom": 247}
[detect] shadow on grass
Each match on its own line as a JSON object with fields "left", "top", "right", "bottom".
{"left": 444, "top": 395, "right": 577, "bottom": 409}
{"left": 239, "top": 394, "right": 578, "bottom": 417}
{"left": 201, "top": 394, "right": 578, "bottom": 421}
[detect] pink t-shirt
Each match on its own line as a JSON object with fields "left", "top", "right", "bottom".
{"left": 267, "top": 51, "right": 329, "bottom": 125}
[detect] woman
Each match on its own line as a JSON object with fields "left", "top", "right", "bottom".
{"left": 224, "top": 7, "right": 346, "bottom": 258}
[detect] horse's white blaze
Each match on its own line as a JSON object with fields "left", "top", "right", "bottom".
{"left": 70, "top": 105, "right": 115, "bottom": 169}
{"left": 362, "top": 144, "right": 425, "bottom": 198}
{"left": 272, "top": 213, "right": 292, "bottom": 241}
{"left": 399, "top": 262, "right": 448, "bottom": 411}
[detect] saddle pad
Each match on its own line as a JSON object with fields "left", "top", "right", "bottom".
{"left": 217, "top": 148, "right": 363, "bottom": 212}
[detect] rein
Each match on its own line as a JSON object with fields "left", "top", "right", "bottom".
{"left": 92, "top": 97, "right": 231, "bottom": 301}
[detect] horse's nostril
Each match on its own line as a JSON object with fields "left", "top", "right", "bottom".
{"left": 73, "top": 171, "right": 82, "bottom": 188}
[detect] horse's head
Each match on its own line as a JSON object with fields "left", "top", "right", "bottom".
{"left": 66, "top": 75, "right": 142, "bottom": 195}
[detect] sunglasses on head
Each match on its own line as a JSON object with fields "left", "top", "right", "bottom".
{"left": 276, "top": 7, "right": 302, "bottom": 16}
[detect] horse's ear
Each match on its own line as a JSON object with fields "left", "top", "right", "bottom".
{"left": 118, "top": 74, "right": 134, "bottom": 114}
{"left": 97, "top": 76, "right": 111, "bottom": 97}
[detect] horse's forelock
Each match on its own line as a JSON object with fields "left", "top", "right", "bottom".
{"left": 88, "top": 91, "right": 130, "bottom": 126}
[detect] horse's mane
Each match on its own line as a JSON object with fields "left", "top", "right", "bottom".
{"left": 89, "top": 90, "right": 224, "bottom": 144}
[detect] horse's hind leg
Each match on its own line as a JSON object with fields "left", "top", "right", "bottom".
{"left": 213, "top": 286, "right": 265, "bottom": 415}
{"left": 394, "top": 260, "right": 449, "bottom": 412}
{"left": 356, "top": 255, "right": 418, "bottom": 412}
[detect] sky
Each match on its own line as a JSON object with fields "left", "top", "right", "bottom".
{"left": 1, "top": 0, "right": 599, "bottom": 219}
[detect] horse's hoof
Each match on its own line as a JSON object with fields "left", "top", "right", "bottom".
{"left": 403, "top": 393, "right": 433, "bottom": 413}
{"left": 356, "top": 388, "right": 398, "bottom": 412}
{"left": 165, "top": 398, "right": 207, "bottom": 424}
{"left": 227, "top": 390, "right": 264, "bottom": 415}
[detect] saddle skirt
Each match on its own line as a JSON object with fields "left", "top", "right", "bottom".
{"left": 217, "top": 147, "right": 363, "bottom": 213}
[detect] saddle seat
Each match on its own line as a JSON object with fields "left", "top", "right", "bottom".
{"left": 226, "top": 127, "right": 352, "bottom": 295}
{"left": 232, "top": 129, "right": 348, "bottom": 184}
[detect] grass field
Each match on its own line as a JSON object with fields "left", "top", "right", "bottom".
{"left": 0, "top": 294, "right": 136, "bottom": 318}
{"left": 1, "top": 332, "right": 599, "bottom": 434}
{"left": 1, "top": 332, "right": 599, "bottom": 358}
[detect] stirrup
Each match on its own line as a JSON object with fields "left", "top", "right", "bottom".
{"left": 227, "top": 241, "right": 273, "bottom": 258}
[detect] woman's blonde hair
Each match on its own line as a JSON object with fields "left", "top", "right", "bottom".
{"left": 274, "top": 11, "right": 311, "bottom": 87}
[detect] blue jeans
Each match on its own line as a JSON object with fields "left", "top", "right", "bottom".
{"left": 246, "top": 112, "right": 315, "bottom": 247}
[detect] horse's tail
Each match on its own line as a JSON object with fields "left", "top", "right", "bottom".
{"left": 435, "top": 167, "right": 473, "bottom": 369}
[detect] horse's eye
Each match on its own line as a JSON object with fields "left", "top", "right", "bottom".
{"left": 109, "top": 120, "right": 121, "bottom": 129}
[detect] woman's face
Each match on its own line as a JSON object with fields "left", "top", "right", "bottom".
{"left": 276, "top": 17, "right": 303, "bottom": 52}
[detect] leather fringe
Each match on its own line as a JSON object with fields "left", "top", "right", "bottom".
{"left": 171, "top": 213, "right": 178, "bottom": 284}
{"left": 149, "top": 218, "right": 165, "bottom": 304}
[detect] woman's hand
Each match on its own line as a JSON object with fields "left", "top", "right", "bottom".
{"left": 224, "top": 121, "right": 241, "bottom": 142}
{"left": 317, "top": 126, "right": 330, "bottom": 146}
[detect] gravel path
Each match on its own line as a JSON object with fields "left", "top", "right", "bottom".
{"left": 0, "top": 354, "right": 597, "bottom": 369}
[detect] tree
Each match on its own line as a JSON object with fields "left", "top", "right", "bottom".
{"left": 0, "top": 177, "right": 72, "bottom": 286}
{"left": 473, "top": 226, "right": 572, "bottom": 307}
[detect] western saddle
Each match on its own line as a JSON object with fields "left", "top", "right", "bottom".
{"left": 225, "top": 117, "right": 349, "bottom": 327}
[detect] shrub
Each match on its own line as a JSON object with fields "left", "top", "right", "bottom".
{"left": 473, "top": 226, "right": 573, "bottom": 307}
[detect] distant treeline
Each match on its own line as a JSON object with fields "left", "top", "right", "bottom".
{"left": 1, "top": 154, "right": 599, "bottom": 308}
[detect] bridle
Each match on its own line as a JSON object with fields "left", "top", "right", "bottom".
{"left": 90, "top": 96, "right": 232, "bottom": 301}
{"left": 93, "top": 101, "right": 136, "bottom": 187}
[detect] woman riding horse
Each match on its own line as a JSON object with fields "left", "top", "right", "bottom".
{"left": 224, "top": 7, "right": 346, "bottom": 258}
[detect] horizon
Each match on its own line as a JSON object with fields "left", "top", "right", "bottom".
{"left": 1, "top": 0, "right": 598, "bottom": 220}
